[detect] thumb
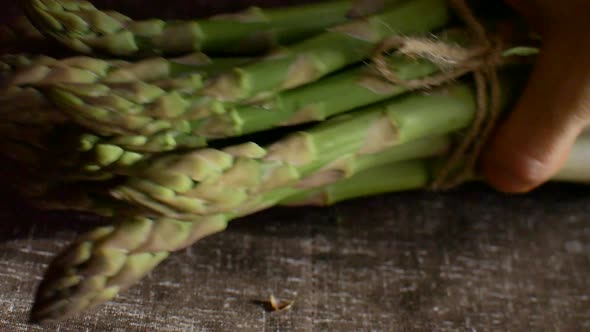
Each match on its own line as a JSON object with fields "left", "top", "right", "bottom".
{"left": 480, "top": 28, "right": 590, "bottom": 193}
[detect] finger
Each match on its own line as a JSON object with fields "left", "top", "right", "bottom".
{"left": 480, "top": 28, "right": 590, "bottom": 193}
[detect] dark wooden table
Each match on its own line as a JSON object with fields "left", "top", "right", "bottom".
{"left": 1, "top": 1, "right": 590, "bottom": 331}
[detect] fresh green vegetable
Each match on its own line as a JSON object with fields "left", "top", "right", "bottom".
{"left": 0, "top": 0, "right": 560, "bottom": 324}
{"left": 24, "top": 0, "right": 401, "bottom": 56}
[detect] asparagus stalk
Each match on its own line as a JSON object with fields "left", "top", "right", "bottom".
{"left": 0, "top": 54, "right": 253, "bottom": 181}
{"left": 27, "top": 131, "right": 452, "bottom": 213}
{"left": 0, "top": 73, "right": 202, "bottom": 179}
{"left": 0, "top": 52, "right": 247, "bottom": 136}
{"left": 20, "top": 128, "right": 590, "bottom": 220}
{"left": 109, "top": 82, "right": 477, "bottom": 218}
{"left": 3, "top": 40, "right": 535, "bottom": 189}
{"left": 31, "top": 67, "right": 525, "bottom": 317}
{"left": 23, "top": 0, "right": 387, "bottom": 57}
{"left": 32, "top": 98, "right": 583, "bottom": 320}
{"left": 29, "top": 132, "right": 455, "bottom": 322}
{"left": 1, "top": 52, "right": 250, "bottom": 87}
{"left": 51, "top": 52, "right": 442, "bottom": 143}
{"left": 187, "top": 55, "right": 442, "bottom": 138}
{"left": 19, "top": 30, "right": 452, "bottom": 177}
{"left": 4, "top": 33, "right": 494, "bottom": 179}
{"left": 281, "top": 159, "right": 433, "bottom": 206}
{"left": 44, "top": 33, "right": 531, "bottom": 172}
{"left": 46, "top": 0, "right": 450, "bottom": 137}
{"left": 0, "top": 0, "right": 554, "bottom": 324}
{"left": 286, "top": 130, "right": 590, "bottom": 207}
{"left": 28, "top": 63, "right": 529, "bottom": 321}
{"left": 35, "top": 50, "right": 440, "bottom": 179}
{"left": 30, "top": 214, "right": 229, "bottom": 323}
{"left": 30, "top": 80, "right": 477, "bottom": 321}
{"left": 39, "top": 51, "right": 438, "bottom": 160}
{"left": 7, "top": 2, "right": 534, "bottom": 320}
{"left": 196, "top": 0, "right": 449, "bottom": 101}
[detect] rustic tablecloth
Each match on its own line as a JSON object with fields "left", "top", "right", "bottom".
{"left": 1, "top": 1, "right": 590, "bottom": 331}
{"left": 2, "top": 183, "right": 590, "bottom": 331}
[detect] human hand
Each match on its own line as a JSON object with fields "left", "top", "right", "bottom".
{"left": 480, "top": 0, "right": 590, "bottom": 193}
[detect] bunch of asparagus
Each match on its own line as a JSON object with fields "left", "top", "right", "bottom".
{"left": 1, "top": 0, "right": 582, "bottom": 323}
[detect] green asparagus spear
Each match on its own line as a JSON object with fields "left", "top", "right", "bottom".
{"left": 45, "top": 0, "right": 450, "bottom": 137}
{"left": 29, "top": 63, "right": 531, "bottom": 320}
{"left": 286, "top": 131, "right": 590, "bottom": 206}
{"left": 29, "top": 214, "right": 228, "bottom": 323}
{"left": 1, "top": 51, "right": 250, "bottom": 87}
{"left": 34, "top": 66, "right": 526, "bottom": 317}
{"left": 188, "top": 55, "right": 442, "bottom": 138}
{"left": 50, "top": 44, "right": 534, "bottom": 176}
{"left": 5, "top": 46, "right": 443, "bottom": 180}
{"left": 29, "top": 132, "right": 455, "bottom": 322}
{"left": 27, "top": 131, "right": 452, "bottom": 214}
{"left": 0, "top": 54, "right": 251, "bottom": 180}
{"left": 196, "top": 0, "right": 449, "bottom": 101}
{"left": 18, "top": 45, "right": 487, "bottom": 203}
{"left": 281, "top": 159, "right": 434, "bottom": 206}
{"left": 112, "top": 65, "right": 528, "bottom": 219}
{"left": 110, "top": 83, "right": 476, "bottom": 219}
{"left": 35, "top": 51, "right": 438, "bottom": 178}
{"left": 24, "top": 0, "right": 386, "bottom": 57}
{"left": 53, "top": 36, "right": 535, "bottom": 169}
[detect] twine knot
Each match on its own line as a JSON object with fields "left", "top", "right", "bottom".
{"left": 372, "top": 0, "right": 505, "bottom": 190}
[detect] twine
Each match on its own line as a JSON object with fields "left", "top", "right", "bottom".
{"left": 372, "top": 0, "right": 505, "bottom": 190}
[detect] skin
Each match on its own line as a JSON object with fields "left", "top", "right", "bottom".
{"left": 481, "top": 0, "right": 590, "bottom": 193}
